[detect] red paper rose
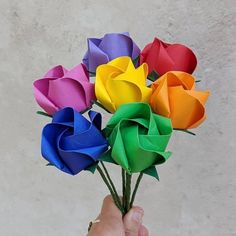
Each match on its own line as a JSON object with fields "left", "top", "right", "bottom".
{"left": 140, "top": 38, "right": 197, "bottom": 76}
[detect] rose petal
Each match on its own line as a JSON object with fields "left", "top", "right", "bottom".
{"left": 81, "top": 81, "right": 95, "bottom": 107}
{"left": 48, "top": 78, "right": 87, "bottom": 112}
{"left": 41, "top": 123, "right": 72, "bottom": 174}
{"left": 52, "top": 107, "right": 90, "bottom": 134}
{"left": 64, "top": 64, "right": 89, "bottom": 82}
{"left": 150, "top": 78, "right": 170, "bottom": 117}
{"left": 33, "top": 78, "right": 58, "bottom": 115}
{"left": 166, "top": 44, "right": 197, "bottom": 74}
{"left": 88, "top": 110, "right": 102, "bottom": 130}
{"left": 57, "top": 150, "right": 94, "bottom": 175}
{"left": 86, "top": 38, "right": 109, "bottom": 73}
{"left": 99, "top": 33, "right": 133, "bottom": 60}
{"left": 44, "top": 65, "right": 67, "bottom": 78}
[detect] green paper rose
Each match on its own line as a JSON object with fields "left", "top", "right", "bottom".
{"left": 103, "top": 103, "right": 173, "bottom": 173}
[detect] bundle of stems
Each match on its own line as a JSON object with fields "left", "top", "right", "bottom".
{"left": 97, "top": 161, "right": 143, "bottom": 215}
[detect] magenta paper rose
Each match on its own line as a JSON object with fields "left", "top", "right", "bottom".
{"left": 33, "top": 64, "right": 95, "bottom": 115}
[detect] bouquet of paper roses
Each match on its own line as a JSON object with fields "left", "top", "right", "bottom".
{"left": 33, "top": 32, "right": 210, "bottom": 215}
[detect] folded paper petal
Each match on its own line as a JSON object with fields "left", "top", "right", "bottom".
{"left": 95, "top": 56, "right": 152, "bottom": 113}
{"left": 140, "top": 37, "right": 197, "bottom": 76}
{"left": 41, "top": 107, "right": 108, "bottom": 175}
{"left": 33, "top": 78, "right": 59, "bottom": 115}
{"left": 48, "top": 78, "right": 87, "bottom": 111}
{"left": 150, "top": 71, "right": 210, "bottom": 129}
{"left": 33, "top": 64, "right": 95, "bottom": 115}
{"left": 83, "top": 32, "right": 140, "bottom": 73}
{"left": 86, "top": 38, "right": 109, "bottom": 73}
{"left": 44, "top": 65, "right": 68, "bottom": 78}
{"left": 104, "top": 103, "right": 173, "bottom": 173}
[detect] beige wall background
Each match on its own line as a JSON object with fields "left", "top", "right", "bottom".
{"left": 0, "top": 0, "right": 235, "bottom": 235}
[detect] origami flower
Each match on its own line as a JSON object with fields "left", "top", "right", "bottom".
{"left": 33, "top": 64, "right": 95, "bottom": 115}
{"left": 140, "top": 37, "right": 197, "bottom": 76}
{"left": 103, "top": 103, "right": 173, "bottom": 173}
{"left": 83, "top": 32, "right": 140, "bottom": 73}
{"left": 95, "top": 56, "right": 152, "bottom": 113}
{"left": 150, "top": 71, "right": 210, "bottom": 129}
{"left": 41, "top": 107, "right": 108, "bottom": 175}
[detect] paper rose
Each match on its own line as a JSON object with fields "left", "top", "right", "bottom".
{"left": 103, "top": 103, "right": 173, "bottom": 173}
{"left": 41, "top": 107, "right": 108, "bottom": 175}
{"left": 83, "top": 32, "right": 140, "bottom": 73}
{"left": 33, "top": 64, "right": 95, "bottom": 115}
{"left": 150, "top": 71, "right": 210, "bottom": 129}
{"left": 95, "top": 56, "right": 152, "bottom": 113}
{"left": 140, "top": 37, "right": 197, "bottom": 76}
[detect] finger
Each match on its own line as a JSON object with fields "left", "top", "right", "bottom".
{"left": 123, "top": 206, "right": 144, "bottom": 236}
{"left": 138, "top": 225, "right": 149, "bottom": 236}
{"left": 88, "top": 195, "right": 124, "bottom": 236}
{"left": 100, "top": 195, "right": 123, "bottom": 219}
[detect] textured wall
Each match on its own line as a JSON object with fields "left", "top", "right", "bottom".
{"left": 0, "top": 0, "right": 235, "bottom": 235}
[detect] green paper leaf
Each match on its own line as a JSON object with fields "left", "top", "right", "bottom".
{"left": 195, "top": 80, "right": 201, "bottom": 83}
{"left": 173, "top": 129, "right": 196, "bottom": 136}
{"left": 99, "top": 150, "right": 117, "bottom": 164}
{"left": 85, "top": 163, "right": 98, "bottom": 174}
{"left": 132, "top": 55, "right": 140, "bottom": 67}
{"left": 147, "top": 70, "right": 160, "bottom": 82}
{"left": 36, "top": 111, "right": 52, "bottom": 118}
{"left": 46, "top": 162, "right": 54, "bottom": 166}
{"left": 142, "top": 166, "right": 159, "bottom": 180}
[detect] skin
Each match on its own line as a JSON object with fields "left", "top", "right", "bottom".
{"left": 88, "top": 195, "right": 149, "bottom": 236}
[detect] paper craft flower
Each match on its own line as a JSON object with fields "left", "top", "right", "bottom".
{"left": 150, "top": 71, "right": 210, "bottom": 129}
{"left": 41, "top": 107, "right": 108, "bottom": 175}
{"left": 140, "top": 37, "right": 197, "bottom": 76}
{"left": 83, "top": 32, "right": 140, "bottom": 73}
{"left": 95, "top": 56, "right": 152, "bottom": 113}
{"left": 104, "top": 103, "right": 173, "bottom": 173}
{"left": 33, "top": 64, "right": 95, "bottom": 115}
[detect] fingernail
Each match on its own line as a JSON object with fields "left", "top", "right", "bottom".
{"left": 132, "top": 209, "right": 143, "bottom": 223}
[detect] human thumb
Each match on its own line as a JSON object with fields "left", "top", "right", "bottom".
{"left": 123, "top": 207, "right": 144, "bottom": 236}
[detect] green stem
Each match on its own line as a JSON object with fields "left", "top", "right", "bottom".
{"left": 122, "top": 168, "right": 126, "bottom": 211}
{"left": 100, "top": 162, "right": 123, "bottom": 210}
{"left": 125, "top": 172, "right": 132, "bottom": 213}
{"left": 130, "top": 173, "right": 143, "bottom": 209}
{"left": 96, "top": 165, "right": 123, "bottom": 212}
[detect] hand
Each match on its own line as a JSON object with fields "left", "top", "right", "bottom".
{"left": 87, "top": 195, "right": 149, "bottom": 236}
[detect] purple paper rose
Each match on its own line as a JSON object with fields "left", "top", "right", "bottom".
{"left": 82, "top": 32, "right": 140, "bottom": 73}
{"left": 33, "top": 64, "right": 95, "bottom": 115}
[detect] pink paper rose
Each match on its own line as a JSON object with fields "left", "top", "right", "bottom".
{"left": 33, "top": 64, "right": 95, "bottom": 115}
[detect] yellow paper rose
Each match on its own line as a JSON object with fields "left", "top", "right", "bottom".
{"left": 95, "top": 56, "right": 152, "bottom": 113}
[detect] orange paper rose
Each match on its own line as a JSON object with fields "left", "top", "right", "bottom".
{"left": 150, "top": 71, "right": 210, "bottom": 129}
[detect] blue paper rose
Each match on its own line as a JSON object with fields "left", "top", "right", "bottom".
{"left": 82, "top": 32, "right": 140, "bottom": 73}
{"left": 41, "top": 107, "right": 108, "bottom": 175}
